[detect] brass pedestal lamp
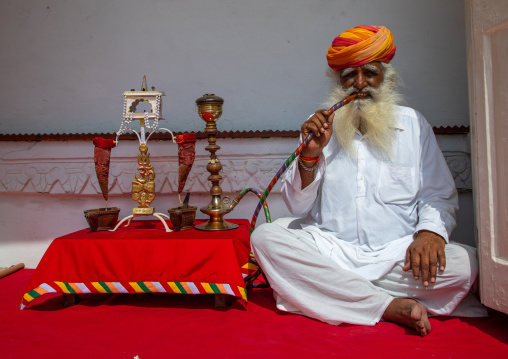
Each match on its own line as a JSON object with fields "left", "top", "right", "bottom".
{"left": 194, "top": 94, "right": 238, "bottom": 231}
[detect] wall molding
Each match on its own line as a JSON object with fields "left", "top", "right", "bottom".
{"left": 0, "top": 137, "right": 472, "bottom": 195}
{"left": 0, "top": 126, "right": 470, "bottom": 142}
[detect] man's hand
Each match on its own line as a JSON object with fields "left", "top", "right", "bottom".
{"left": 403, "top": 230, "right": 446, "bottom": 287}
{"left": 300, "top": 109, "right": 335, "bottom": 158}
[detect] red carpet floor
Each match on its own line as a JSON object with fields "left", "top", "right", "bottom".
{"left": 2, "top": 269, "right": 508, "bottom": 358}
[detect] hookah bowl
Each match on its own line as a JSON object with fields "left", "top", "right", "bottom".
{"left": 194, "top": 94, "right": 238, "bottom": 231}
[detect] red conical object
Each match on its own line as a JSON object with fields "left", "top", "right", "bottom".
{"left": 93, "top": 137, "right": 117, "bottom": 201}
{"left": 176, "top": 133, "right": 196, "bottom": 194}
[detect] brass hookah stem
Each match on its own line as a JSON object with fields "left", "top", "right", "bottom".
{"left": 205, "top": 119, "right": 223, "bottom": 207}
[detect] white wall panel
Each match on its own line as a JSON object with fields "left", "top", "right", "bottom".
{"left": 0, "top": 0, "right": 468, "bottom": 134}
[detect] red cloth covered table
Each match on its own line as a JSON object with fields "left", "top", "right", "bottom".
{"left": 21, "top": 219, "right": 254, "bottom": 309}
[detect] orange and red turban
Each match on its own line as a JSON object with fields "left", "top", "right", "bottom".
{"left": 326, "top": 25, "right": 396, "bottom": 71}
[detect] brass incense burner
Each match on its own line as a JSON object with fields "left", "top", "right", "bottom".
{"left": 194, "top": 94, "right": 238, "bottom": 231}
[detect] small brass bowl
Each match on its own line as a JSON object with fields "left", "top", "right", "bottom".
{"left": 84, "top": 207, "right": 120, "bottom": 231}
{"left": 196, "top": 93, "right": 223, "bottom": 122}
{"left": 168, "top": 206, "right": 197, "bottom": 231}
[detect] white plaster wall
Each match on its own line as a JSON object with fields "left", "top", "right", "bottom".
{"left": 0, "top": 0, "right": 468, "bottom": 135}
{"left": 0, "top": 0, "right": 475, "bottom": 268}
{"left": 0, "top": 136, "right": 474, "bottom": 268}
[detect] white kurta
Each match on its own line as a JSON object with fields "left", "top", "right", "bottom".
{"left": 251, "top": 105, "right": 486, "bottom": 325}
{"left": 281, "top": 105, "right": 458, "bottom": 281}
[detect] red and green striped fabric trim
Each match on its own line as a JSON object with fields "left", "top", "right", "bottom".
{"left": 241, "top": 251, "right": 260, "bottom": 282}
{"left": 20, "top": 280, "right": 248, "bottom": 310}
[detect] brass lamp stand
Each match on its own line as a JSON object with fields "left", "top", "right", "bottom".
{"left": 194, "top": 94, "right": 238, "bottom": 231}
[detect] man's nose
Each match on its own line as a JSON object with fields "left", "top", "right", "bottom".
{"left": 354, "top": 73, "right": 367, "bottom": 90}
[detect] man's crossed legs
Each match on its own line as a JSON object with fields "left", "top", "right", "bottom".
{"left": 251, "top": 219, "right": 483, "bottom": 336}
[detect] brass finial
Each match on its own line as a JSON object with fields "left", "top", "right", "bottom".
{"left": 141, "top": 75, "right": 147, "bottom": 91}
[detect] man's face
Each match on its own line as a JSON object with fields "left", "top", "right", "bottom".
{"left": 339, "top": 61, "right": 385, "bottom": 100}
{"left": 331, "top": 61, "right": 398, "bottom": 157}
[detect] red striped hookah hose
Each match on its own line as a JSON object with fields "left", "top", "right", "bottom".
{"left": 229, "top": 94, "right": 357, "bottom": 233}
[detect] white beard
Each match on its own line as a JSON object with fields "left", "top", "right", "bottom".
{"left": 324, "top": 69, "right": 402, "bottom": 159}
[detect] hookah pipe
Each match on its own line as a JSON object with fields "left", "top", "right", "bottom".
{"left": 233, "top": 93, "right": 357, "bottom": 288}
{"left": 230, "top": 93, "right": 358, "bottom": 234}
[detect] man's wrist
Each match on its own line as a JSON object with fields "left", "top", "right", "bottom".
{"left": 298, "top": 157, "right": 318, "bottom": 171}
{"left": 414, "top": 230, "right": 446, "bottom": 244}
{"left": 300, "top": 150, "right": 322, "bottom": 158}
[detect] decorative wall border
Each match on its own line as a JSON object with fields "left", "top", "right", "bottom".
{"left": 0, "top": 151, "right": 472, "bottom": 195}
{"left": 0, "top": 155, "right": 289, "bottom": 196}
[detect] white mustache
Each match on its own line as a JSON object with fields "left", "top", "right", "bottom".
{"left": 344, "top": 86, "right": 382, "bottom": 100}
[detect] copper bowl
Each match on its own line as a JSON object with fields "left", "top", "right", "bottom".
{"left": 84, "top": 207, "right": 120, "bottom": 231}
{"left": 168, "top": 206, "right": 197, "bottom": 231}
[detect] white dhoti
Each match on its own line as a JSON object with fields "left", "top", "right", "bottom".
{"left": 251, "top": 218, "right": 487, "bottom": 326}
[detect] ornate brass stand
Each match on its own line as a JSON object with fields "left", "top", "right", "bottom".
{"left": 194, "top": 94, "right": 238, "bottom": 231}
{"left": 111, "top": 77, "right": 175, "bottom": 232}
{"left": 132, "top": 143, "right": 156, "bottom": 215}
{"left": 112, "top": 140, "right": 172, "bottom": 232}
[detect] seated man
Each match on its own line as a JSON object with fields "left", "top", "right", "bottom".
{"left": 251, "top": 25, "right": 486, "bottom": 337}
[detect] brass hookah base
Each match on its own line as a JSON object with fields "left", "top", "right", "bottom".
{"left": 194, "top": 157, "right": 238, "bottom": 231}
{"left": 194, "top": 195, "right": 238, "bottom": 231}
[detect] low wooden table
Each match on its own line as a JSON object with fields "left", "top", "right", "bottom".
{"left": 21, "top": 219, "right": 253, "bottom": 309}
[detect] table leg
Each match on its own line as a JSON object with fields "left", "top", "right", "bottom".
{"left": 214, "top": 294, "right": 233, "bottom": 307}
{"left": 62, "top": 293, "right": 79, "bottom": 307}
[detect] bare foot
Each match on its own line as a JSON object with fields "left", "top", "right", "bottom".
{"left": 382, "top": 298, "right": 431, "bottom": 336}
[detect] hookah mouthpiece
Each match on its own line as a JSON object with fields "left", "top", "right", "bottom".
{"left": 304, "top": 94, "right": 358, "bottom": 142}
{"left": 328, "top": 94, "right": 357, "bottom": 114}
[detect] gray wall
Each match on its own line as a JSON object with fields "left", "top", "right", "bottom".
{"left": 0, "top": 0, "right": 468, "bottom": 135}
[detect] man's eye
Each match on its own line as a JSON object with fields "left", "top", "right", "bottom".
{"left": 364, "top": 71, "right": 377, "bottom": 77}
